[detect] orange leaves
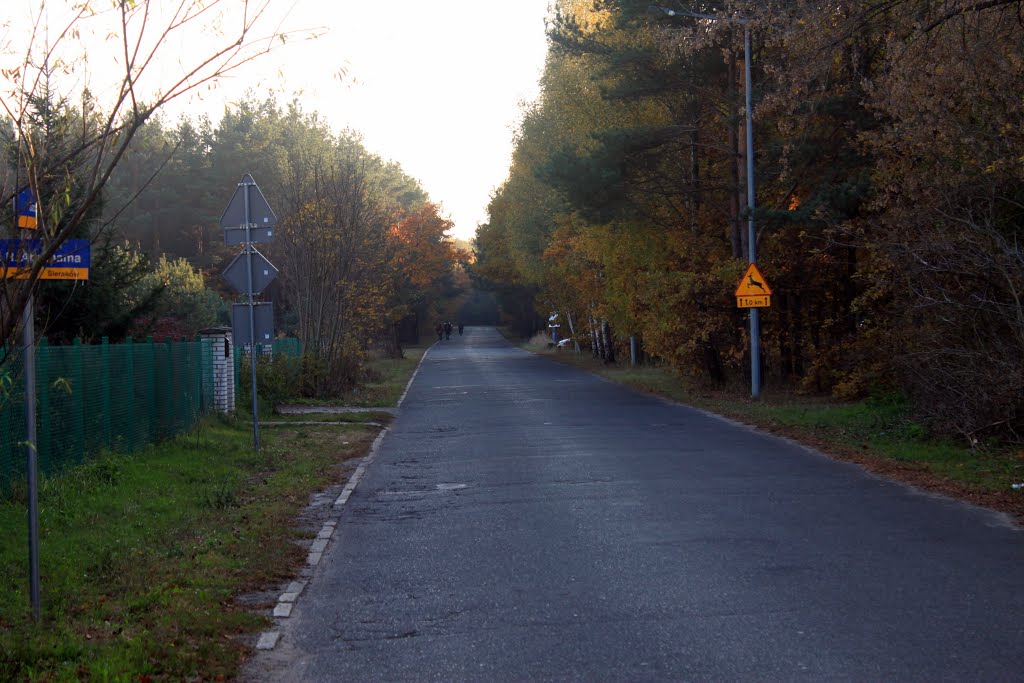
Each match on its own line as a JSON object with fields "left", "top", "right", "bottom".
{"left": 387, "top": 203, "right": 458, "bottom": 290}
{"left": 383, "top": 203, "right": 466, "bottom": 330}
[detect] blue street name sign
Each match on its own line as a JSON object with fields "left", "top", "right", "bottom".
{"left": 16, "top": 187, "right": 37, "bottom": 229}
{"left": 0, "top": 239, "right": 91, "bottom": 280}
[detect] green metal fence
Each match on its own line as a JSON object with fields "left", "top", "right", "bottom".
{"left": 272, "top": 337, "right": 302, "bottom": 358}
{"left": 0, "top": 336, "right": 214, "bottom": 493}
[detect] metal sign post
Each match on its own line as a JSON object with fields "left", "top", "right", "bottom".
{"left": 244, "top": 182, "right": 260, "bottom": 451}
{"left": 13, "top": 188, "right": 40, "bottom": 620}
{"left": 654, "top": 5, "right": 761, "bottom": 397}
{"left": 743, "top": 24, "right": 761, "bottom": 399}
{"left": 220, "top": 175, "right": 278, "bottom": 452}
{"left": 22, "top": 291, "right": 39, "bottom": 620}
{"left": 7, "top": 191, "right": 92, "bottom": 620}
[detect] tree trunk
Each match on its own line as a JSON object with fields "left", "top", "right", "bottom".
{"left": 793, "top": 292, "right": 805, "bottom": 376}
{"left": 382, "top": 321, "right": 403, "bottom": 359}
{"left": 702, "top": 340, "right": 724, "bottom": 383}
{"left": 601, "top": 319, "right": 615, "bottom": 364}
{"left": 566, "top": 311, "right": 581, "bottom": 354}
{"left": 779, "top": 292, "right": 793, "bottom": 378}
{"left": 690, "top": 122, "right": 701, "bottom": 235}
{"left": 845, "top": 246, "right": 858, "bottom": 336}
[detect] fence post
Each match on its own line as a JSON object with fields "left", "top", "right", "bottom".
{"left": 178, "top": 336, "right": 188, "bottom": 431}
{"left": 36, "top": 338, "right": 49, "bottom": 471}
{"left": 197, "top": 335, "right": 210, "bottom": 417}
{"left": 146, "top": 336, "right": 156, "bottom": 441}
{"left": 234, "top": 341, "right": 240, "bottom": 398}
{"left": 71, "top": 338, "right": 85, "bottom": 464}
{"left": 100, "top": 337, "right": 111, "bottom": 448}
{"left": 0, "top": 346, "right": 11, "bottom": 492}
{"left": 192, "top": 335, "right": 200, "bottom": 420}
{"left": 124, "top": 338, "right": 135, "bottom": 452}
{"left": 165, "top": 337, "right": 175, "bottom": 435}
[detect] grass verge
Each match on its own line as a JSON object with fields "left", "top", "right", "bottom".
{"left": 348, "top": 346, "right": 425, "bottom": 406}
{"left": 527, "top": 339, "right": 1024, "bottom": 522}
{"left": 273, "top": 347, "right": 425, "bottom": 409}
{"left": 265, "top": 411, "right": 394, "bottom": 424}
{"left": 0, "top": 346, "right": 422, "bottom": 680}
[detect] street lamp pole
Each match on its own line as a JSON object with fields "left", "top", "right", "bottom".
{"left": 742, "top": 24, "right": 760, "bottom": 399}
{"left": 653, "top": 6, "right": 760, "bottom": 398}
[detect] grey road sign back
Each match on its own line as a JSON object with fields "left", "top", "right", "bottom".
{"left": 220, "top": 174, "right": 277, "bottom": 229}
{"left": 224, "top": 226, "right": 274, "bottom": 245}
{"left": 232, "top": 302, "right": 274, "bottom": 346}
{"left": 223, "top": 248, "right": 278, "bottom": 295}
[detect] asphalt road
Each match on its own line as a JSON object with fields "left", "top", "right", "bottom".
{"left": 262, "top": 326, "right": 1024, "bottom": 681}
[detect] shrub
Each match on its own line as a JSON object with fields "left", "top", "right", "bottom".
{"left": 237, "top": 352, "right": 302, "bottom": 413}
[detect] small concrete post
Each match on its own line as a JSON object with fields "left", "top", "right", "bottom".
{"left": 200, "top": 327, "right": 235, "bottom": 413}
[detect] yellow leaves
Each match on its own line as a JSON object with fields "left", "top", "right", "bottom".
{"left": 556, "top": 0, "right": 611, "bottom": 33}
{"left": 0, "top": 67, "right": 23, "bottom": 83}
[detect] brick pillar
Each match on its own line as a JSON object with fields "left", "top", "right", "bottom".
{"left": 199, "top": 327, "right": 235, "bottom": 413}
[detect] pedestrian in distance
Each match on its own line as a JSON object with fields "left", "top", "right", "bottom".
{"left": 435, "top": 322, "right": 443, "bottom": 342}
{"left": 458, "top": 323, "right": 464, "bottom": 336}
{"left": 444, "top": 321, "right": 452, "bottom": 340}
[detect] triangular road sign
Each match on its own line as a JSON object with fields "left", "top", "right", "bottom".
{"left": 223, "top": 247, "right": 279, "bottom": 295}
{"left": 220, "top": 174, "right": 278, "bottom": 229}
{"left": 735, "top": 263, "right": 772, "bottom": 297}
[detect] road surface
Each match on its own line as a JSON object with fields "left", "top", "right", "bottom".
{"left": 249, "top": 326, "right": 1024, "bottom": 681}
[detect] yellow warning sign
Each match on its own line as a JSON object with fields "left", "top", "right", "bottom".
{"left": 735, "top": 263, "right": 771, "bottom": 308}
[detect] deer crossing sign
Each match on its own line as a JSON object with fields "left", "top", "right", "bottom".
{"left": 735, "top": 263, "right": 772, "bottom": 308}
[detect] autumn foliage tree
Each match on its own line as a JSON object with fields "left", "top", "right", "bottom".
{"left": 386, "top": 203, "right": 464, "bottom": 354}
{"left": 1, "top": 0, "right": 310, "bottom": 350}
{"left": 852, "top": 1, "right": 1024, "bottom": 439}
{"left": 476, "top": 0, "right": 1024, "bottom": 442}
{"left": 62, "top": 90, "right": 463, "bottom": 396}
{"left": 6, "top": 86, "right": 465, "bottom": 395}
{"left": 270, "top": 127, "right": 396, "bottom": 394}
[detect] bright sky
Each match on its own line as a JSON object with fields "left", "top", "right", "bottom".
{"left": 270, "top": 0, "right": 552, "bottom": 241}
{"left": 3, "top": 0, "right": 552, "bottom": 242}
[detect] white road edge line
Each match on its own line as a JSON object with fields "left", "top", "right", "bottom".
{"left": 397, "top": 345, "right": 431, "bottom": 407}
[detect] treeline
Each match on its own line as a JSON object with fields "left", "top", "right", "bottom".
{"left": 4, "top": 94, "right": 466, "bottom": 394}
{"left": 473, "top": 0, "right": 1024, "bottom": 442}
{"left": 105, "top": 97, "right": 468, "bottom": 391}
